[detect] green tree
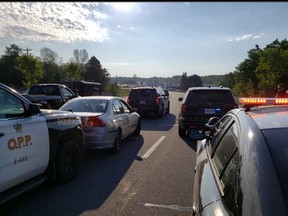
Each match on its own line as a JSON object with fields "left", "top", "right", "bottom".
{"left": 256, "top": 39, "right": 288, "bottom": 96}
{"left": 232, "top": 45, "right": 261, "bottom": 96}
{"left": 187, "top": 74, "right": 202, "bottom": 87}
{"left": 61, "top": 62, "right": 82, "bottom": 81}
{"left": 220, "top": 72, "right": 236, "bottom": 89}
{"left": 0, "top": 44, "right": 23, "bottom": 88}
{"left": 180, "top": 72, "right": 188, "bottom": 90}
{"left": 39, "top": 47, "right": 61, "bottom": 83}
{"left": 85, "top": 56, "right": 110, "bottom": 88}
{"left": 16, "top": 55, "right": 44, "bottom": 88}
{"left": 180, "top": 73, "right": 202, "bottom": 90}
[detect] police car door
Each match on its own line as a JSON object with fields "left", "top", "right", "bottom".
{"left": 0, "top": 89, "right": 49, "bottom": 193}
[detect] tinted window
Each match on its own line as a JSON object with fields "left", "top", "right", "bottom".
{"left": 0, "top": 89, "right": 25, "bottom": 119}
{"left": 60, "top": 99, "right": 107, "bottom": 112}
{"left": 61, "top": 86, "right": 74, "bottom": 99}
{"left": 186, "top": 90, "right": 235, "bottom": 104}
{"left": 119, "top": 99, "right": 131, "bottom": 113}
{"left": 113, "top": 99, "right": 124, "bottom": 114}
{"left": 129, "top": 89, "right": 157, "bottom": 98}
{"left": 212, "top": 122, "right": 239, "bottom": 186}
{"left": 209, "top": 115, "right": 233, "bottom": 153}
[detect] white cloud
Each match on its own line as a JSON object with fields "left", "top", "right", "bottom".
{"left": 0, "top": 2, "right": 110, "bottom": 43}
{"left": 228, "top": 33, "right": 264, "bottom": 42}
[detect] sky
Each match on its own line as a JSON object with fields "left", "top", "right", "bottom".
{"left": 1, "top": 2, "right": 288, "bottom": 78}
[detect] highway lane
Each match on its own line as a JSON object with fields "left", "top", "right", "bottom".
{"left": 1, "top": 91, "right": 198, "bottom": 216}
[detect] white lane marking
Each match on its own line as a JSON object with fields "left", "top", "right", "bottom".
{"left": 141, "top": 136, "right": 166, "bottom": 159}
{"left": 138, "top": 203, "right": 193, "bottom": 212}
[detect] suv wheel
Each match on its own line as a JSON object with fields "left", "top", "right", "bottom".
{"left": 167, "top": 102, "right": 170, "bottom": 114}
{"left": 158, "top": 107, "right": 165, "bottom": 118}
{"left": 178, "top": 127, "right": 186, "bottom": 137}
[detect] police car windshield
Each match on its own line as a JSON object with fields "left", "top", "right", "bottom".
{"left": 262, "top": 128, "right": 288, "bottom": 204}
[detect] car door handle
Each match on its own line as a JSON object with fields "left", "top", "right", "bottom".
{"left": 0, "top": 132, "right": 4, "bottom": 137}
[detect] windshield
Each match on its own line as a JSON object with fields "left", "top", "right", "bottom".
{"left": 262, "top": 128, "right": 288, "bottom": 203}
{"left": 60, "top": 99, "right": 107, "bottom": 113}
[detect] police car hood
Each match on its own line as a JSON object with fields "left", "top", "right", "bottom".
{"left": 40, "top": 109, "right": 79, "bottom": 119}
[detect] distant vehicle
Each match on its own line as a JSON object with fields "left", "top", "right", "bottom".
{"left": 127, "top": 86, "right": 170, "bottom": 117}
{"left": 62, "top": 80, "right": 102, "bottom": 96}
{"left": 0, "top": 82, "right": 84, "bottom": 205}
{"left": 163, "top": 89, "right": 169, "bottom": 97}
{"left": 59, "top": 96, "right": 141, "bottom": 153}
{"left": 22, "top": 83, "right": 79, "bottom": 109}
{"left": 192, "top": 97, "right": 288, "bottom": 215}
{"left": 178, "top": 86, "right": 238, "bottom": 138}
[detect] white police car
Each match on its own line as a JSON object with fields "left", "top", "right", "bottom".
{"left": 192, "top": 97, "right": 288, "bottom": 215}
{"left": 0, "top": 82, "right": 85, "bottom": 205}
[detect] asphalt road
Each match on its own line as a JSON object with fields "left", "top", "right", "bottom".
{"left": 1, "top": 91, "right": 198, "bottom": 216}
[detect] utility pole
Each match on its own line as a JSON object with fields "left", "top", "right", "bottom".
{"left": 21, "top": 48, "right": 32, "bottom": 55}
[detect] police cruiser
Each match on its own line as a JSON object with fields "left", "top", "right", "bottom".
{"left": 192, "top": 97, "right": 288, "bottom": 215}
{"left": 0, "top": 82, "right": 85, "bottom": 205}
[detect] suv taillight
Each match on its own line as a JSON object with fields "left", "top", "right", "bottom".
{"left": 181, "top": 104, "right": 187, "bottom": 113}
{"left": 155, "top": 97, "right": 160, "bottom": 105}
{"left": 127, "top": 97, "right": 131, "bottom": 104}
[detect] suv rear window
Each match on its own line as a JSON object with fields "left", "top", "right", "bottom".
{"left": 129, "top": 89, "right": 157, "bottom": 98}
{"left": 185, "top": 90, "right": 235, "bottom": 104}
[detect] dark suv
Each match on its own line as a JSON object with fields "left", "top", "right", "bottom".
{"left": 178, "top": 86, "right": 238, "bottom": 138}
{"left": 127, "top": 86, "right": 170, "bottom": 117}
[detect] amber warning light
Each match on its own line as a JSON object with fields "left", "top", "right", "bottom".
{"left": 239, "top": 98, "right": 288, "bottom": 108}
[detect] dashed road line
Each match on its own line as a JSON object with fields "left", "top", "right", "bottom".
{"left": 138, "top": 203, "right": 193, "bottom": 212}
{"left": 141, "top": 136, "right": 166, "bottom": 159}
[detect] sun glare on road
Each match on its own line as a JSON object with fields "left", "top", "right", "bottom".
{"left": 110, "top": 2, "right": 135, "bottom": 12}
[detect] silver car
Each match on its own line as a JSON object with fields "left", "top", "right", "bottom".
{"left": 59, "top": 96, "right": 141, "bottom": 153}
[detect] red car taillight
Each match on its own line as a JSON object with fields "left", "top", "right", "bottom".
{"left": 181, "top": 104, "right": 187, "bottom": 113}
{"left": 85, "top": 116, "right": 106, "bottom": 127}
{"left": 155, "top": 97, "right": 160, "bottom": 105}
{"left": 127, "top": 97, "right": 131, "bottom": 104}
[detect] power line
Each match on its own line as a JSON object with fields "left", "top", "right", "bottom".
{"left": 21, "top": 48, "right": 32, "bottom": 55}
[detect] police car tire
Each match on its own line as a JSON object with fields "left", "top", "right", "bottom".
{"left": 56, "top": 140, "right": 81, "bottom": 182}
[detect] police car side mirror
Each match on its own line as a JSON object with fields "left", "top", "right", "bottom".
{"left": 205, "top": 117, "right": 220, "bottom": 131}
{"left": 25, "top": 103, "right": 41, "bottom": 117}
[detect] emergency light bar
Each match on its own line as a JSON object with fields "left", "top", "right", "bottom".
{"left": 239, "top": 97, "right": 288, "bottom": 109}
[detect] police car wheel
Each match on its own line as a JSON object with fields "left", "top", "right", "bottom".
{"left": 56, "top": 140, "right": 81, "bottom": 182}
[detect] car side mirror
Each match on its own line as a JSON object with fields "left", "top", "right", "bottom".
{"left": 25, "top": 103, "right": 41, "bottom": 117}
{"left": 205, "top": 117, "right": 220, "bottom": 130}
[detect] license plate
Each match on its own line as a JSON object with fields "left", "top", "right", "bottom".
{"left": 140, "top": 100, "right": 146, "bottom": 105}
{"left": 204, "top": 108, "right": 215, "bottom": 114}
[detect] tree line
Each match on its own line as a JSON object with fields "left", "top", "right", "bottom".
{"left": 178, "top": 38, "right": 288, "bottom": 96}
{"left": 1, "top": 38, "right": 288, "bottom": 97}
{"left": 0, "top": 44, "right": 110, "bottom": 91}
{"left": 220, "top": 38, "right": 288, "bottom": 97}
